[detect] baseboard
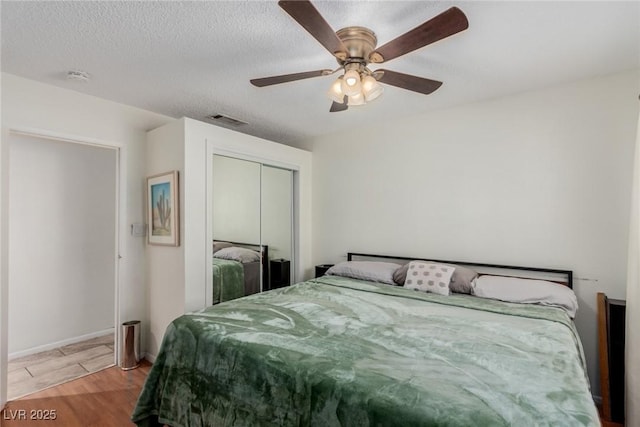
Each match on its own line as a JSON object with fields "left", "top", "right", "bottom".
{"left": 8, "top": 327, "right": 115, "bottom": 360}
{"left": 143, "top": 352, "right": 156, "bottom": 364}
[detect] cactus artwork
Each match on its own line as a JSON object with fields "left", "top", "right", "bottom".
{"left": 151, "top": 182, "right": 172, "bottom": 236}
{"left": 148, "top": 171, "right": 179, "bottom": 246}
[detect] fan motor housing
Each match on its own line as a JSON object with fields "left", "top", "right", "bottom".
{"left": 335, "top": 26, "right": 377, "bottom": 63}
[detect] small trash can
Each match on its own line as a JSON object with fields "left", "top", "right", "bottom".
{"left": 120, "top": 320, "right": 140, "bottom": 370}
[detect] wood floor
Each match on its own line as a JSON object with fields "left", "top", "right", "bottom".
{"left": 1, "top": 360, "right": 151, "bottom": 426}
{"left": 2, "top": 360, "right": 616, "bottom": 427}
{"left": 7, "top": 334, "right": 115, "bottom": 400}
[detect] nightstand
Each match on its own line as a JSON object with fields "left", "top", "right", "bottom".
{"left": 270, "top": 259, "right": 290, "bottom": 289}
{"left": 315, "top": 264, "right": 334, "bottom": 278}
{"left": 597, "top": 293, "right": 626, "bottom": 425}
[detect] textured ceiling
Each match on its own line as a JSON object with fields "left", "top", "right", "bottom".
{"left": 2, "top": 1, "right": 639, "bottom": 147}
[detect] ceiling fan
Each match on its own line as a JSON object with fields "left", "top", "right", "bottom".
{"left": 250, "top": 1, "right": 469, "bottom": 112}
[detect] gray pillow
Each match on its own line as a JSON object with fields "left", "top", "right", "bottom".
{"left": 326, "top": 261, "right": 402, "bottom": 285}
{"left": 212, "top": 241, "right": 233, "bottom": 255}
{"left": 472, "top": 275, "right": 578, "bottom": 318}
{"left": 393, "top": 262, "right": 478, "bottom": 294}
{"left": 214, "top": 246, "right": 261, "bottom": 263}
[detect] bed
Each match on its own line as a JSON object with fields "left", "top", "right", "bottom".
{"left": 132, "top": 253, "right": 599, "bottom": 426}
{"left": 211, "top": 242, "right": 269, "bottom": 304}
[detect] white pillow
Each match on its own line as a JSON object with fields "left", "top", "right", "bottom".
{"left": 403, "top": 261, "right": 455, "bottom": 296}
{"left": 326, "top": 261, "right": 401, "bottom": 285}
{"left": 213, "top": 246, "right": 260, "bottom": 263}
{"left": 471, "top": 275, "right": 578, "bottom": 318}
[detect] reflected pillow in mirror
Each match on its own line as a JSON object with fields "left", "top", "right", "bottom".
{"left": 214, "top": 246, "right": 260, "bottom": 263}
{"left": 212, "top": 241, "right": 233, "bottom": 255}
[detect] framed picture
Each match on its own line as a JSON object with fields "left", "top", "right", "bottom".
{"left": 147, "top": 171, "right": 179, "bottom": 246}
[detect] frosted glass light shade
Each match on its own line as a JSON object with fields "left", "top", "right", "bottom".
{"left": 341, "top": 70, "right": 362, "bottom": 97}
{"left": 361, "top": 75, "right": 384, "bottom": 102}
{"left": 348, "top": 92, "right": 365, "bottom": 106}
{"left": 344, "top": 70, "right": 359, "bottom": 86}
{"left": 326, "top": 77, "right": 345, "bottom": 103}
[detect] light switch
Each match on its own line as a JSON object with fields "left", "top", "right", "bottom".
{"left": 131, "top": 223, "right": 147, "bottom": 237}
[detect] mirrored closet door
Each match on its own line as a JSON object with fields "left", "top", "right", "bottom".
{"left": 261, "top": 165, "right": 293, "bottom": 291}
{"left": 211, "top": 154, "right": 294, "bottom": 306}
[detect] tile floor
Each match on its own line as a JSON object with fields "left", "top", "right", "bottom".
{"left": 7, "top": 334, "right": 115, "bottom": 400}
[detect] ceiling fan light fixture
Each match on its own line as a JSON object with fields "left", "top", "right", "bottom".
{"left": 361, "top": 75, "right": 383, "bottom": 102}
{"left": 341, "top": 69, "right": 362, "bottom": 96}
{"left": 344, "top": 70, "right": 359, "bottom": 86}
{"left": 348, "top": 92, "right": 365, "bottom": 106}
{"left": 327, "top": 77, "right": 345, "bottom": 103}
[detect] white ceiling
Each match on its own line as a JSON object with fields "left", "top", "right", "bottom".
{"left": 2, "top": 1, "right": 638, "bottom": 146}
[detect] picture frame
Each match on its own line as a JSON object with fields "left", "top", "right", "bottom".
{"left": 147, "top": 170, "right": 179, "bottom": 246}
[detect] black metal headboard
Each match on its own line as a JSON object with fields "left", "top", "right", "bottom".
{"left": 347, "top": 252, "right": 573, "bottom": 289}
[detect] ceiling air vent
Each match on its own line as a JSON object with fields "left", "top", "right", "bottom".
{"left": 205, "top": 114, "right": 248, "bottom": 127}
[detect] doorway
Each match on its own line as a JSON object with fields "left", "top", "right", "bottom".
{"left": 5, "top": 132, "right": 120, "bottom": 400}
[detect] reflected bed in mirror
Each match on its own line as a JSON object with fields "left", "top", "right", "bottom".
{"left": 211, "top": 241, "right": 269, "bottom": 304}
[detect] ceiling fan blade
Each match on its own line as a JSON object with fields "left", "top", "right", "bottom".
{"left": 329, "top": 95, "right": 348, "bottom": 112}
{"left": 278, "top": 0, "right": 348, "bottom": 60}
{"left": 376, "top": 69, "right": 442, "bottom": 95}
{"left": 250, "top": 69, "right": 332, "bottom": 87}
{"left": 369, "top": 7, "right": 468, "bottom": 63}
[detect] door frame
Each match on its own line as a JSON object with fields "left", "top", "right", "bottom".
{"left": 0, "top": 127, "right": 125, "bottom": 407}
{"left": 205, "top": 144, "right": 300, "bottom": 307}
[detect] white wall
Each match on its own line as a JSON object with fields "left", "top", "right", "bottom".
{"left": 1, "top": 72, "right": 8, "bottom": 409}
{"left": 8, "top": 135, "right": 116, "bottom": 354}
{"left": 145, "top": 119, "right": 186, "bottom": 357}
{"left": 0, "top": 73, "right": 172, "bottom": 406}
{"left": 306, "top": 69, "right": 640, "bottom": 396}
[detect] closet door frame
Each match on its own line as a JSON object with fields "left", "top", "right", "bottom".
{"left": 205, "top": 144, "right": 299, "bottom": 306}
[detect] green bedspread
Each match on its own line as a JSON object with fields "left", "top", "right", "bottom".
{"left": 132, "top": 276, "right": 599, "bottom": 427}
{"left": 212, "top": 258, "right": 244, "bottom": 304}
